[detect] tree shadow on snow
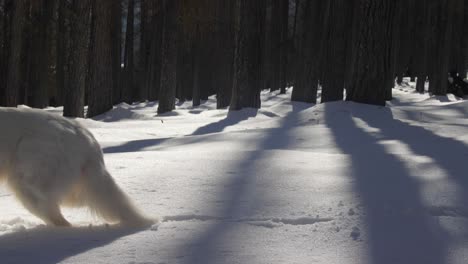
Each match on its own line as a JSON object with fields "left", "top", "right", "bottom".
{"left": 179, "top": 102, "right": 312, "bottom": 264}
{"left": 191, "top": 108, "right": 258, "bottom": 136}
{"left": 357, "top": 103, "right": 468, "bottom": 208}
{"left": 324, "top": 102, "right": 447, "bottom": 264}
{"left": 102, "top": 137, "right": 172, "bottom": 154}
{"left": 101, "top": 109, "right": 259, "bottom": 155}
{"left": 360, "top": 103, "right": 468, "bottom": 234}
{"left": 0, "top": 225, "right": 145, "bottom": 264}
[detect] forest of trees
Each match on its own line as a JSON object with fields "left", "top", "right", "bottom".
{"left": 0, "top": 0, "right": 467, "bottom": 117}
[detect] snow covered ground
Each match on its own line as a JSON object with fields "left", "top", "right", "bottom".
{"left": 1, "top": 82, "right": 468, "bottom": 263}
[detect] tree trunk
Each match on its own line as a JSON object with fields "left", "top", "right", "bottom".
{"left": 450, "top": 0, "right": 464, "bottom": 74}
{"left": 0, "top": 0, "right": 11, "bottom": 105}
{"left": 56, "top": 0, "right": 67, "bottom": 106}
{"left": 111, "top": 0, "right": 122, "bottom": 104}
{"left": 431, "top": 0, "right": 455, "bottom": 95}
{"left": 157, "top": 0, "right": 179, "bottom": 114}
{"left": 291, "top": 0, "right": 325, "bottom": 104}
{"left": 346, "top": 0, "right": 398, "bottom": 106}
{"left": 87, "top": 0, "right": 114, "bottom": 117}
{"left": 31, "top": 0, "right": 55, "bottom": 108}
{"left": 278, "top": 0, "right": 288, "bottom": 94}
{"left": 64, "top": 0, "right": 91, "bottom": 117}
{"left": 230, "top": 0, "right": 265, "bottom": 110}
{"left": 146, "top": 0, "right": 163, "bottom": 102}
{"left": 192, "top": 24, "right": 201, "bottom": 107}
{"left": 413, "top": 0, "right": 429, "bottom": 93}
{"left": 215, "top": 0, "right": 234, "bottom": 109}
{"left": 122, "top": 0, "right": 134, "bottom": 103}
{"left": 5, "top": 0, "right": 27, "bottom": 107}
{"left": 137, "top": 0, "right": 149, "bottom": 101}
{"left": 464, "top": 2, "right": 468, "bottom": 76}
{"left": 321, "top": 0, "right": 352, "bottom": 102}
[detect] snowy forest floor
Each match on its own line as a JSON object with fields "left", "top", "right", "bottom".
{"left": 1, "top": 80, "right": 468, "bottom": 264}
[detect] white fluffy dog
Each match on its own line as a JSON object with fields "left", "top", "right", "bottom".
{"left": 0, "top": 107, "right": 153, "bottom": 227}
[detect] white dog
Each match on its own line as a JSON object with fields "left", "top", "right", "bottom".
{"left": 0, "top": 107, "right": 153, "bottom": 227}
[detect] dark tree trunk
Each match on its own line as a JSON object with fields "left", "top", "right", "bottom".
{"left": 270, "top": 0, "right": 289, "bottom": 93}
{"left": 157, "top": 0, "right": 179, "bottom": 114}
{"left": 31, "top": 0, "right": 55, "bottom": 108}
{"left": 230, "top": 0, "right": 265, "bottom": 110}
{"left": 346, "top": 0, "right": 398, "bottom": 106}
{"left": 464, "top": 1, "right": 468, "bottom": 75}
{"left": 291, "top": 0, "right": 325, "bottom": 104}
{"left": 266, "top": 0, "right": 289, "bottom": 94}
{"left": 0, "top": 0, "right": 11, "bottom": 105}
{"left": 426, "top": 0, "right": 439, "bottom": 94}
{"left": 137, "top": 0, "right": 149, "bottom": 101}
{"left": 394, "top": 0, "right": 414, "bottom": 88}
{"left": 56, "top": 0, "right": 67, "bottom": 106}
{"left": 278, "top": 0, "right": 288, "bottom": 94}
{"left": 146, "top": 0, "right": 163, "bottom": 102}
{"left": 215, "top": 0, "right": 234, "bottom": 109}
{"left": 413, "top": 0, "right": 429, "bottom": 94}
{"left": 431, "top": 0, "right": 455, "bottom": 95}
{"left": 385, "top": 0, "right": 405, "bottom": 101}
{"left": 63, "top": 0, "right": 91, "bottom": 117}
{"left": 64, "top": 0, "right": 91, "bottom": 117}
{"left": 111, "top": 0, "right": 122, "bottom": 104}
{"left": 87, "top": 0, "right": 114, "bottom": 117}
{"left": 5, "top": 0, "right": 27, "bottom": 107}
{"left": 122, "top": 0, "right": 134, "bottom": 103}
{"left": 321, "top": 0, "right": 352, "bottom": 102}
{"left": 450, "top": 0, "right": 464, "bottom": 74}
{"left": 192, "top": 24, "right": 201, "bottom": 107}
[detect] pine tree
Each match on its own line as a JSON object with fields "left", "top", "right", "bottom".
{"left": 64, "top": 0, "right": 91, "bottom": 117}
{"left": 346, "top": 0, "right": 398, "bottom": 106}
{"left": 87, "top": 0, "right": 114, "bottom": 118}
{"left": 230, "top": 0, "right": 265, "bottom": 110}
{"left": 5, "top": 0, "right": 27, "bottom": 107}
{"left": 157, "top": 0, "right": 179, "bottom": 114}
{"left": 122, "top": 0, "right": 135, "bottom": 103}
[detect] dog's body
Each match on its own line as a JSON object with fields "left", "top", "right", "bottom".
{"left": 0, "top": 107, "right": 152, "bottom": 227}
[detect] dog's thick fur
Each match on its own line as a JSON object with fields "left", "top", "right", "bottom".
{"left": 0, "top": 107, "right": 153, "bottom": 227}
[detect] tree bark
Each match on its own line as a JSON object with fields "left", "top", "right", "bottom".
{"left": 431, "top": 0, "right": 455, "bottom": 95}
{"left": 413, "top": 0, "right": 429, "bottom": 93}
{"left": 157, "top": 0, "right": 179, "bottom": 114}
{"left": 278, "top": 0, "right": 288, "bottom": 94}
{"left": 230, "top": 0, "right": 265, "bottom": 110}
{"left": 111, "top": 0, "right": 122, "bottom": 104}
{"left": 64, "top": 0, "right": 91, "bottom": 117}
{"left": 56, "top": 0, "right": 67, "bottom": 106}
{"left": 122, "top": 0, "right": 134, "bottom": 103}
{"left": 31, "top": 0, "right": 56, "bottom": 108}
{"left": 5, "top": 0, "right": 27, "bottom": 107}
{"left": 0, "top": 0, "right": 11, "bottom": 105}
{"left": 192, "top": 24, "right": 201, "bottom": 107}
{"left": 347, "top": 0, "right": 398, "bottom": 106}
{"left": 215, "top": 0, "right": 234, "bottom": 108}
{"left": 291, "top": 0, "right": 326, "bottom": 104}
{"left": 87, "top": 0, "right": 114, "bottom": 117}
{"left": 146, "top": 0, "right": 163, "bottom": 102}
{"left": 321, "top": 0, "right": 352, "bottom": 102}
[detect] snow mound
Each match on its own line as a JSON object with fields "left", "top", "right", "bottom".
{"left": 93, "top": 105, "right": 154, "bottom": 122}
{"left": 0, "top": 218, "right": 39, "bottom": 234}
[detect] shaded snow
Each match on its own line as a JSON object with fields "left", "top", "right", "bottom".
{"left": 1, "top": 84, "right": 468, "bottom": 263}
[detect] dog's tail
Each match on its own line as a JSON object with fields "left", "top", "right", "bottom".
{"left": 79, "top": 160, "right": 155, "bottom": 227}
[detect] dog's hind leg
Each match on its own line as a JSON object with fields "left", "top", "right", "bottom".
{"left": 8, "top": 177, "right": 71, "bottom": 226}
{"left": 9, "top": 138, "right": 72, "bottom": 226}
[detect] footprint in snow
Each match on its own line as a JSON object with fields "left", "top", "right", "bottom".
{"left": 350, "top": 227, "right": 360, "bottom": 240}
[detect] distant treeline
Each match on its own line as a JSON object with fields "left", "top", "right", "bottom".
{"left": 0, "top": 0, "right": 466, "bottom": 117}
